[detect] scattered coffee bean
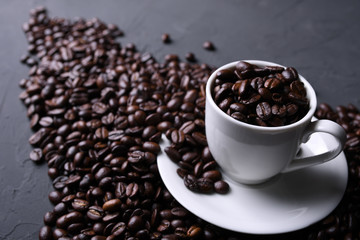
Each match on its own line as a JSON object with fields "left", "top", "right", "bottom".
{"left": 185, "top": 52, "right": 196, "bottom": 62}
{"left": 203, "top": 41, "right": 215, "bottom": 51}
{"left": 162, "top": 33, "right": 171, "bottom": 43}
{"left": 29, "top": 148, "right": 43, "bottom": 163}
{"left": 214, "top": 180, "right": 230, "bottom": 194}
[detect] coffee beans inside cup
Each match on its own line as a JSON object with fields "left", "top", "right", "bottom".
{"left": 212, "top": 61, "right": 310, "bottom": 127}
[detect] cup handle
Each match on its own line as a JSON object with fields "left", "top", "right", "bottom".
{"left": 282, "top": 119, "right": 347, "bottom": 173}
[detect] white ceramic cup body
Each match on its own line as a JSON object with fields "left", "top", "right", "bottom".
{"left": 205, "top": 60, "right": 346, "bottom": 184}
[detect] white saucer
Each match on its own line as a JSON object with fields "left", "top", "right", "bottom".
{"left": 157, "top": 133, "right": 348, "bottom": 234}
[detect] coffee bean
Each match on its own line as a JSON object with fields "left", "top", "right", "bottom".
{"left": 191, "top": 132, "right": 207, "bottom": 146}
{"left": 111, "top": 222, "right": 126, "bottom": 236}
{"left": 282, "top": 67, "right": 298, "bottom": 81}
{"left": 29, "top": 128, "right": 50, "bottom": 146}
{"left": 162, "top": 33, "right": 171, "bottom": 43}
{"left": 202, "top": 170, "right": 222, "bottom": 182}
{"left": 258, "top": 87, "right": 272, "bottom": 101}
{"left": 187, "top": 225, "right": 203, "bottom": 238}
{"left": 183, "top": 174, "right": 199, "bottom": 192}
{"left": 218, "top": 97, "right": 233, "bottom": 111}
{"left": 197, "top": 178, "right": 214, "bottom": 193}
{"left": 53, "top": 228, "right": 67, "bottom": 239}
{"left": 264, "top": 78, "right": 281, "bottom": 90}
{"left": 250, "top": 77, "right": 264, "bottom": 90}
{"left": 142, "top": 141, "right": 160, "bottom": 154}
{"left": 290, "top": 80, "right": 306, "bottom": 96}
{"left": 39, "top": 226, "right": 53, "bottom": 240}
{"left": 216, "top": 69, "right": 237, "bottom": 82}
{"left": 103, "top": 199, "right": 121, "bottom": 212}
{"left": 203, "top": 41, "right": 215, "bottom": 50}
{"left": 48, "top": 190, "right": 62, "bottom": 205}
{"left": 87, "top": 206, "right": 104, "bottom": 221}
{"left": 185, "top": 52, "right": 196, "bottom": 62}
{"left": 30, "top": 148, "right": 43, "bottom": 163}
{"left": 214, "top": 180, "right": 230, "bottom": 194}
{"left": 232, "top": 79, "right": 249, "bottom": 97}
{"left": 256, "top": 102, "right": 272, "bottom": 120}
{"left": 44, "top": 211, "right": 56, "bottom": 226}
{"left": 127, "top": 215, "right": 144, "bottom": 232}
{"left": 72, "top": 199, "right": 90, "bottom": 212}
{"left": 171, "top": 129, "right": 185, "bottom": 145}
{"left": 286, "top": 103, "right": 298, "bottom": 116}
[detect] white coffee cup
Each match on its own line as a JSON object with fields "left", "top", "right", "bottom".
{"left": 205, "top": 60, "right": 346, "bottom": 184}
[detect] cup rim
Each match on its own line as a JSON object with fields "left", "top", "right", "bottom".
{"left": 206, "top": 60, "right": 317, "bottom": 132}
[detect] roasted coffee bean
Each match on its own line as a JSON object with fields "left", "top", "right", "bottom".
{"left": 53, "top": 228, "right": 67, "bottom": 239}
{"left": 256, "top": 102, "right": 272, "bottom": 120}
{"left": 216, "top": 69, "right": 237, "bottom": 82}
{"left": 53, "top": 202, "right": 67, "bottom": 216}
{"left": 176, "top": 168, "right": 189, "bottom": 178}
{"left": 240, "top": 94, "right": 261, "bottom": 105}
{"left": 187, "top": 225, "right": 203, "bottom": 238}
{"left": 30, "top": 148, "right": 43, "bottom": 163}
{"left": 282, "top": 67, "right": 298, "bottom": 81}
{"left": 112, "top": 222, "right": 126, "bottom": 236}
{"left": 202, "top": 170, "right": 222, "bottom": 182}
{"left": 191, "top": 132, "right": 207, "bottom": 146}
{"left": 258, "top": 87, "right": 272, "bottom": 101}
{"left": 167, "top": 98, "right": 182, "bottom": 111}
{"left": 44, "top": 211, "right": 56, "bottom": 226}
{"left": 161, "top": 33, "right": 171, "bottom": 43}
{"left": 48, "top": 190, "right": 62, "bottom": 205}
{"left": 103, "top": 199, "right": 121, "bottom": 212}
{"left": 113, "top": 182, "right": 126, "bottom": 199}
{"left": 29, "top": 128, "right": 50, "bottom": 146}
{"left": 179, "top": 121, "right": 196, "bottom": 135}
{"left": 164, "top": 146, "right": 181, "bottom": 163}
{"left": 72, "top": 199, "right": 90, "bottom": 212}
{"left": 286, "top": 103, "right": 298, "bottom": 116}
{"left": 290, "top": 80, "right": 306, "bottom": 96}
{"left": 232, "top": 79, "right": 249, "bottom": 97}
{"left": 185, "top": 52, "right": 196, "bottom": 62}
{"left": 127, "top": 215, "right": 144, "bottom": 232}
{"left": 272, "top": 104, "right": 287, "bottom": 117}
{"left": 183, "top": 174, "right": 199, "bottom": 192}
{"left": 218, "top": 97, "right": 233, "bottom": 111}
{"left": 197, "top": 178, "right": 214, "bottom": 193}
{"left": 214, "top": 180, "right": 230, "bottom": 194}
{"left": 264, "top": 78, "right": 281, "bottom": 90}
{"left": 203, "top": 41, "right": 215, "bottom": 50}
{"left": 236, "top": 61, "right": 254, "bottom": 72}
{"left": 231, "top": 112, "right": 247, "bottom": 122}
{"left": 87, "top": 206, "right": 104, "bottom": 221}
{"left": 142, "top": 141, "right": 160, "bottom": 154}
{"left": 214, "top": 85, "right": 231, "bottom": 103}
{"left": 39, "top": 226, "right": 53, "bottom": 240}
{"left": 250, "top": 77, "right": 264, "bottom": 90}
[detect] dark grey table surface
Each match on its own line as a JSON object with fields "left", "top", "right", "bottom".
{"left": 1, "top": 0, "right": 359, "bottom": 239}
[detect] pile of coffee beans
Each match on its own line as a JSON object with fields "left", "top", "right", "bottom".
{"left": 212, "top": 61, "right": 309, "bottom": 127}
{"left": 18, "top": 6, "right": 360, "bottom": 240}
{"left": 164, "top": 124, "right": 229, "bottom": 194}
